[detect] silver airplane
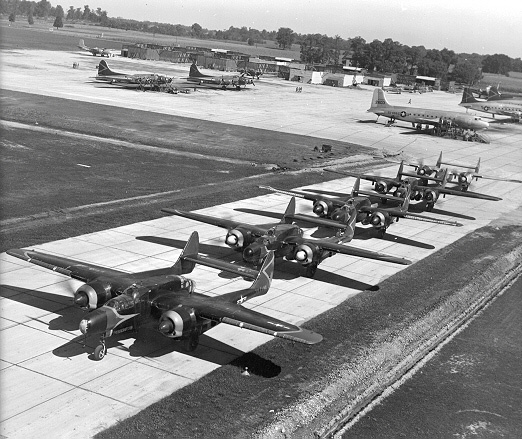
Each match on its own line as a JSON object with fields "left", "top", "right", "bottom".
{"left": 369, "top": 88, "right": 489, "bottom": 131}
{"left": 460, "top": 88, "right": 522, "bottom": 121}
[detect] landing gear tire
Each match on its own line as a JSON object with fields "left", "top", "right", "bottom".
{"left": 183, "top": 332, "right": 200, "bottom": 352}
{"left": 377, "top": 228, "right": 386, "bottom": 238}
{"left": 426, "top": 203, "right": 434, "bottom": 212}
{"left": 305, "top": 263, "right": 318, "bottom": 278}
{"left": 94, "top": 344, "right": 107, "bottom": 361}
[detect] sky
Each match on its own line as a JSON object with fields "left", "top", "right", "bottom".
{"left": 61, "top": 0, "right": 521, "bottom": 58}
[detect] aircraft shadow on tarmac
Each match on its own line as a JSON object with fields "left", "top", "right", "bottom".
{"left": 0, "top": 285, "right": 281, "bottom": 376}
{"left": 234, "top": 208, "right": 434, "bottom": 250}
{"left": 137, "top": 236, "right": 378, "bottom": 291}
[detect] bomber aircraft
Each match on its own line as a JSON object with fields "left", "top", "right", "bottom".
{"left": 78, "top": 39, "right": 118, "bottom": 57}
{"left": 187, "top": 63, "right": 254, "bottom": 90}
{"left": 7, "top": 232, "right": 322, "bottom": 361}
{"left": 325, "top": 162, "right": 502, "bottom": 211}
{"left": 369, "top": 88, "right": 489, "bottom": 131}
{"left": 161, "top": 197, "right": 411, "bottom": 277}
{"left": 94, "top": 60, "right": 183, "bottom": 91}
{"left": 260, "top": 178, "right": 462, "bottom": 238}
{"left": 460, "top": 88, "right": 522, "bottom": 121}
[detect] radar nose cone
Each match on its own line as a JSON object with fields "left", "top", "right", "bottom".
{"left": 159, "top": 320, "right": 174, "bottom": 335}
{"left": 74, "top": 293, "right": 88, "bottom": 308}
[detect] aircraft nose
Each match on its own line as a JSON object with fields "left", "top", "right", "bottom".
{"left": 79, "top": 309, "right": 108, "bottom": 335}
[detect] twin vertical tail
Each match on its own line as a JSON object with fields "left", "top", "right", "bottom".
{"left": 281, "top": 197, "right": 296, "bottom": 224}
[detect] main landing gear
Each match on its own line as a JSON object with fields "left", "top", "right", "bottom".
{"left": 305, "top": 262, "right": 318, "bottom": 278}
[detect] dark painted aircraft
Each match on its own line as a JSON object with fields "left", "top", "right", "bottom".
{"left": 400, "top": 152, "right": 522, "bottom": 191}
{"left": 325, "top": 162, "right": 502, "bottom": 211}
{"left": 161, "top": 197, "right": 411, "bottom": 278}
{"left": 260, "top": 178, "right": 462, "bottom": 238}
{"left": 78, "top": 39, "right": 118, "bottom": 57}
{"left": 7, "top": 232, "right": 322, "bottom": 361}
{"left": 486, "top": 85, "right": 522, "bottom": 101}
{"left": 94, "top": 60, "right": 185, "bottom": 92}
{"left": 187, "top": 63, "right": 254, "bottom": 90}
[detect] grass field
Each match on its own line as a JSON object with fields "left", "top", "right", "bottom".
{"left": 0, "top": 18, "right": 302, "bottom": 59}
{"left": 476, "top": 72, "right": 522, "bottom": 93}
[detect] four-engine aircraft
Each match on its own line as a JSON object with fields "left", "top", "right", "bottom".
{"left": 78, "top": 39, "right": 118, "bottom": 57}
{"left": 94, "top": 60, "right": 183, "bottom": 91}
{"left": 260, "top": 178, "right": 462, "bottom": 238}
{"left": 369, "top": 88, "right": 489, "bottom": 131}
{"left": 325, "top": 162, "right": 502, "bottom": 211}
{"left": 187, "top": 63, "right": 254, "bottom": 90}
{"left": 161, "top": 197, "right": 411, "bottom": 278}
{"left": 460, "top": 87, "right": 522, "bottom": 121}
{"left": 486, "top": 85, "right": 522, "bottom": 101}
{"left": 7, "top": 232, "right": 323, "bottom": 361}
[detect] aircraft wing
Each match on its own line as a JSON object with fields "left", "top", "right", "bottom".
{"left": 283, "top": 236, "right": 411, "bottom": 265}
{"left": 259, "top": 185, "right": 330, "bottom": 203}
{"left": 417, "top": 185, "right": 502, "bottom": 201}
{"left": 6, "top": 249, "right": 124, "bottom": 282}
{"left": 358, "top": 206, "right": 463, "bottom": 227}
{"left": 413, "top": 117, "right": 441, "bottom": 126}
{"left": 161, "top": 208, "right": 270, "bottom": 236}
{"left": 323, "top": 169, "right": 400, "bottom": 187}
{"left": 154, "top": 294, "right": 322, "bottom": 344}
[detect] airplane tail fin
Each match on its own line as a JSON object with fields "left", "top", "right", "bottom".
{"left": 397, "top": 161, "right": 405, "bottom": 180}
{"left": 189, "top": 63, "right": 206, "bottom": 78}
{"left": 171, "top": 231, "right": 199, "bottom": 274}
{"left": 460, "top": 88, "right": 478, "bottom": 104}
{"left": 78, "top": 39, "right": 86, "bottom": 49}
{"left": 399, "top": 186, "right": 411, "bottom": 212}
{"left": 219, "top": 251, "right": 275, "bottom": 303}
{"left": 369, "top": 88, "right": 392, "bottom": 111}
{"left": 488, "top": 84, "right": 501, "bottom": 99}
{"left": 97, "top": 60, "right": 120, "bottom": 76}
{"left": 435, "top": 151, "right": 443, "bottom": 169}
{"left": 281, "top": 197, "right": 296, "bottom": 224}
{"left": 351, "top": 177, "right": 361, "bottom": 197}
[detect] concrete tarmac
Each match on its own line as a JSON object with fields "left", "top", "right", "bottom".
{"left": 1, "top": 49, "right": 522, "bottom": 438}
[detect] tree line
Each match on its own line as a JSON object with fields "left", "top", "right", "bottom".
{"left": 2, "top": 0, "right": 521, "bottom": 83}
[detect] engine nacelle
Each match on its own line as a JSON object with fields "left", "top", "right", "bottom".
{"left": 313, "top": 200, "right": 334, "bottom": 217}
{"left": 158, "top": 306, "right": 197, "bottom": 339}
{"left": 370, "top": 211, "right": 387, "bottom": 228}
{"left": 375, "top": 180, "right": 392, "bottom": 194}
{"left": 74, "top": 280, "right": 112, "bottom": 311}
{"left": 293, "top": 243, "right": 319, "bottom": 265}
{"left": 423, "top": 189, "right": 439, "bottom": 203}
{"left": 225, "top": 227, "right": 253, "bottom": 249}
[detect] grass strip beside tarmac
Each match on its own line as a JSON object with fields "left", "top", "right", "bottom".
{"left": 96, "top": 222, "right": 522, "bottom": 439}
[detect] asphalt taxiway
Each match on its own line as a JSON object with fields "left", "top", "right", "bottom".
{"left": 1, "top": 49, "right": 522, "bottom": 438}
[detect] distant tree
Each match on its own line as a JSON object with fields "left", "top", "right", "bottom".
{"left": 247, "top": 37, "right": 254, "bottom": 46}
{"left": 482, "top": 54, "right": 512, "bottom": 75}
{"left": 66, "top": 5, "right": 74, "bottom": 19}
{"left": 35, "top": 0, "right": 51, "bottom": 17}
{"left": 55, "top": 5, "right": 64, "bottom": 18}
{"left": 82, "top": 4, "right": 90, "bottom": 19}
{"left": 276, "top": 27, "right": 294, "bottom": 49}
{"left": 9, "top": 11, "right": 16, "bottom": 22}
{"left": 452, "top": 58, "right": 482, "bottom": 84}
{"left": 28, "top": 11, "right": 34, "bottom": 24}
{"left": 191, "top": 22, "right": 202, "bottom": 37}
{"left": 53, "top": 15, "right": 63, "bottom": 29}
